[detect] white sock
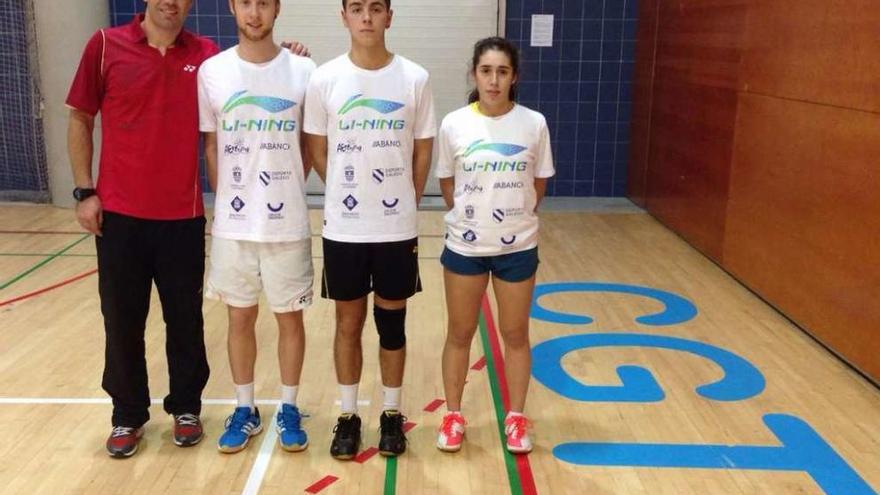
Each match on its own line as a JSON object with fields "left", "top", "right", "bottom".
{"left": 506, "top": 411, "right": 524, "bottom": 419}
{"left": 382, "top": 386, "right": 402, "bottom": 411}
{"left": 281, "top": 384, "right": 298, "bottom": 406}
{"left": 339, "top": 383, "right": 359, "bottom": 414}
{"left": 235, "top": 382, "right": 255, "bottom": 411}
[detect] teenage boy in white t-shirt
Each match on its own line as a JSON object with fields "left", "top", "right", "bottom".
{"left": 198, "top": 0, "right": 316, "bottom": 454}
{"left": 303, "top": 0, "right": 436, "bottom": 460}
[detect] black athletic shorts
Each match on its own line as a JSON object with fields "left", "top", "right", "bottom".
{"left": 321, "top": 237, "right": 422, "bottom": 301}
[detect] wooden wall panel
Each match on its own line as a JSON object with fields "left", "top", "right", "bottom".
{"left": 724, "top": 94, "right": 880, "bottom": 379}
{"left": 627, "top": 0, "right": 659, "bottom": 206}
{"left": 630, "top": 0, "right": 880, "bottom": 381}
{"left": 654, "top": 0, "right": 749, "bottom": 89}
{"left": 644, "top": 81, "right": 737, "bottom": 261}
{"left": 635, "top": 0, "right": 749, "bottom": 261}
{"left": 740, "top": 0, "right": 880, "bottom": 113}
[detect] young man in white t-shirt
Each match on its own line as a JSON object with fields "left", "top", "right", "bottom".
{"left": 198, "top": 0, "right": 316, "bottom": 454}
{"left": 303, "top": 0, "right": 436, "bottom": 459}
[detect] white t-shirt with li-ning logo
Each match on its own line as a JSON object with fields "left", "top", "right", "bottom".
{"left": 303, "top": 53, "right": 436, "bottom": 243}
{"left": 198, "top": 47, "right": 315, "bottom": 242}
{"left": 436, "top": 103, "right": 555, "bottom": 256}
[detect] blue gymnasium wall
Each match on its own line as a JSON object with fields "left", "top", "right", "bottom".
{"left": 506, "top": 0, "right": 637, "bottom": 197}
{"left": 109, "top": 0, "right": 637, "bottom": 197}
{"left": 0, "top": 0, "right": 49, "bottom": 200}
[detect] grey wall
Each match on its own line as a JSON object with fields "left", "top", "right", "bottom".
{"left": 36, "top": 0, "right": 109, "bottom": 207}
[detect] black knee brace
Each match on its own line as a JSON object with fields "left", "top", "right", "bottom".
{"left": 374, "top": 306, "right": 406, "bottom": 350}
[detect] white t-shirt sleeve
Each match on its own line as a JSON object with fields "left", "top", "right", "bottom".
{"left": 197, "top": 67, "right": 216, "bottom": 133}
{"left": 303, "top": 73, "right": 327, "bottom": 136}
{"left": 412, "top": 74, "right": 437, "bottom": 139}
{"left": 535, "top": 117, "right": 555, "bottom": 178}
{"left": 305, "top": 57, "right": 318, "bottom": 73}
{"left": 301, "top": 57, "right": 317, "bottom": 83}
{"left": 435, "top": 117, "right": 454, "bottom": 178}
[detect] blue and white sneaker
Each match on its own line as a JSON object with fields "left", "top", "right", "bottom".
{"left": 276, "top": 404, "right": 308, "bottom": 452}
{"left": 218, "top": 406, "right": 262, "bottom": 453}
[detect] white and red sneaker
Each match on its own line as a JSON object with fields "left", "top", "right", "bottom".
{"left": 504, "top": 413, "right": 532, "bottom": 454}
{"left": 436, "top": 412, "right": 466, "bottom": 452}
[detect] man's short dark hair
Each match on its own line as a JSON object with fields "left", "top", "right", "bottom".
{"left": 342, "top": 0, "right": 391, "bottom": 9}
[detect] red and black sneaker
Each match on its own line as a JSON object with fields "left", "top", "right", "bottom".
{"left": 173, "top": 413, "right": 204, "bottom": 447}
{"left": 106, "top": 426, "right": 145, "bottom": 458}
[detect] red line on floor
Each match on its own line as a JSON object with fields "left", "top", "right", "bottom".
{"left": 481, "top": 294, "right": 538, "bottom": 495}
{"left": 304, "top": 475, "right": 339, "bottom": 494}
{"left": 403, "top": 421, "right": 417, "bottom": 433}
{"left": 423, "top": 399, "right": 445, "bottom": 412}
{"left": 0, "top": 269, "right": 97, "bottom": 308}
{"left": 470, "top": 356, "right": 487, "bottom": 370}
{"left": 354, "top": 447, "right": 379, "bottom": 464}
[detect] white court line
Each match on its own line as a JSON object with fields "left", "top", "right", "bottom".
{"left": 0, "top": 398, "right": 286, "bottom": 405}
{"left": 0, "top": 397, "right": 371, "bottom": 406}
{"left": 0, "top": 398, "right": 295, "bottom": 495}
{"left": 0, "top": 398, "right": 113, "bottom": 404}
{"left": 242, "top": 404, "right": 280, "bottom": 495}
{"left": 0, "top": 396, "right": 373, "bottom": 494}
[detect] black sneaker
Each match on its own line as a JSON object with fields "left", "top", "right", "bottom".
{"left": 330, "top": 413, "right": 361, "bottom": 460}
{"left": 378, "top": 410, "right": 407, "bottom": 456}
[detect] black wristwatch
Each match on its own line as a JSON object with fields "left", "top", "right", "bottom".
{"left": 72, "top": 187, "right": 97, "bottom": 201}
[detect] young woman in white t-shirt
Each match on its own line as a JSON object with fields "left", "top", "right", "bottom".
{"left": 434, "top": 37, "right": 555, "bottom": 454}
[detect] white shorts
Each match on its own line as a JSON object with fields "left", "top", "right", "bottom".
{"left": 206, "top": 237, "right": 314, "bottom": 313}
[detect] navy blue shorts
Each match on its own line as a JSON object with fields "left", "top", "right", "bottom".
{"left": 440, "top": 247, "right": 539, "bottom": 283}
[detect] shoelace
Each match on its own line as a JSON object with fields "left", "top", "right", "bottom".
{"left": 176, "top": 413, "right": 199, "bottom": 427}
{"left": 226, "top": 410, "right": 254, "bottom": 432}
{"left": 504, "top": 416, "right": 531, "bottom": 440}
{"left": 380, "top": 413, "right": 407, "bottom": 436}
{"left": 278, "top": 409, "right": 301, "bottom": 431}
{"left": 440, "top": 414, "right": 466, "bottom": 436}
{"left": 111, "top": 426, "right": 137, "bottom": 438}
{"left": 333, "top": 416, "right": 358, "bottom": 438}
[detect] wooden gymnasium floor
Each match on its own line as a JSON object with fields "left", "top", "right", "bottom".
{"left": 0, "top": 203, "right": 878, "bottom": 495}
